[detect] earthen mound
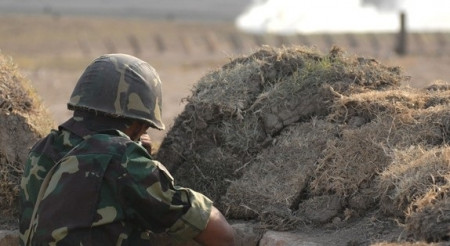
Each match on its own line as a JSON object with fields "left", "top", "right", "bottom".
{"left": 0, "top": 53, "right": 55, "bottom": 228}
{"left": 157, "top": 46, "right": 450, "bottom": 244}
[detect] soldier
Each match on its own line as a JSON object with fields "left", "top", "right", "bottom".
{"left": 19, "top": 54, "right": 236, "bottom": 246}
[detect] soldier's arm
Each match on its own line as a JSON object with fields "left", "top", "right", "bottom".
{"left": 194, "top": 206, "right": 236, "bottom": 246}
{"left": 122, "top": 144, "right": 235, "bottom": 243}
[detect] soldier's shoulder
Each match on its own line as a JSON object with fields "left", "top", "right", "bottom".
{"left": 79, "top": 130, "right": 143, "bottom": 155}
{"left": 31, "top": 129, "right": 78, "bottom": 154}
{"left": 88, "top": 130, "right": 134, "bottom": 145}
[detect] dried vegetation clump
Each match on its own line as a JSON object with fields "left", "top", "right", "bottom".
{"left": 157, "top": 45, "right": 450, "bottom": 244}
{"left": 0, "top": 53, "right": 55, "bottom": 227}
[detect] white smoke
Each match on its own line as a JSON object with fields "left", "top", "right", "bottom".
{"left": 361, "top": 0, "right": 404, "bottom": 11}
{"left": 237, "top": 0, "right": 450, "bottom": 34}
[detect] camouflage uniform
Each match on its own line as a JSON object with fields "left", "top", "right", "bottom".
{"left": 19, "top": 54, "right": 213, "bottom": 245}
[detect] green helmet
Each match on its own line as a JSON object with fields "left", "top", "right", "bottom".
{"left": 68, "top": 54, "right": 165, "bottom": 130}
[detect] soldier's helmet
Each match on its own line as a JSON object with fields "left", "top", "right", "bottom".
{"left": 67, "top": 54, "right": 165, "bottom": 130}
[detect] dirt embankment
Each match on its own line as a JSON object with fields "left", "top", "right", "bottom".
{"left": 157, "top": 46, "right": 450, "bottom": 245}
{"left": 0, "top": 53, "right": 55, "bottom": 228}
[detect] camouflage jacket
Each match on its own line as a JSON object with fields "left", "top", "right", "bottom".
{"left": 19, "top": 116, "right": 212, "bottom": 245}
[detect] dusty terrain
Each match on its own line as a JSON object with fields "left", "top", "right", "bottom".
{"left": 1, "top": 14, "right": 450, "bottom": 245}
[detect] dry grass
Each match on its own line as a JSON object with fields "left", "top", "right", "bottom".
{"left": 158, "top": 45, "right": 450, "bottom": 244}
{"left": 378, "top": 147, "right": 450, "bottom": 215}
{"left": 159, "top": 45, "right": 404, "bottom": 225}
{"left": 0, "top": 53, "right": 55, "bottom": 223}
{"left": 224, "top": 120, "right": 338, "bottom": 229}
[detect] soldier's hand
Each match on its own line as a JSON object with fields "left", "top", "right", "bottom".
{"left": 139, "top": 134, "right": 152, "bottom": 154}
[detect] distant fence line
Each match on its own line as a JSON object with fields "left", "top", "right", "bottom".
{"left": 77, "top": 32, "right": 450, "bottom": 60}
